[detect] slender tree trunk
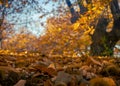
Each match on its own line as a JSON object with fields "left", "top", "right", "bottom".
{"left": 66, "top": 0, "right": 81, "bottom": 23}
{"left": 77, "top": 0, "right": 87, "bottom": 14}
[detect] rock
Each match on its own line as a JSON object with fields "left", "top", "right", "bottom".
{"left": 54, "top": 71, "right": 84, "bottom": 86}
{"left": 54, "top": 71, "right": 72, "bottom": 85}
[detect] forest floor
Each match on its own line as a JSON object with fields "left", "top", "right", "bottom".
{"left": 0, "top": 50, "right": 120, "bottom": 86}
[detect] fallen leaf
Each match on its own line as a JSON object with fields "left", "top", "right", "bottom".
{"left": 44, "top": 79, "right": 53, "bottom": 86}
{"left": 32, "top": 72, "right": 41, "bottom": 78}
{"left": 48, "top": 63, "right": 56, "bottom": 70}
{"left": 33, "top": 65, "right": 57, "bottom": 76}
{"left": 14, "top": 80, "right": 26, "bottom": 86}
{"left": 88, "top": 57, "right": 102, "bottom": 66}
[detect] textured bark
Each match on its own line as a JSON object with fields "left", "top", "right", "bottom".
{"left": 90, "top": 18, "right": 112, "bottom": 56}
{"left": 90, "top": 0, "right": 120, "bottom": 56}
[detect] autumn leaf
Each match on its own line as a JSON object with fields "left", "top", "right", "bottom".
{"left": 73, "top": 22, "right": 80, "bottom": 30}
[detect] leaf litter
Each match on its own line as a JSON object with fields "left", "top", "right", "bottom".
{"left": 0, "top": 53, "right": 120, "bottom": 86}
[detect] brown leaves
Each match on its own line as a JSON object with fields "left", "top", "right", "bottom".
{"left": 87, "top": 56, "right": 102, "bottom": 66}
{"left": 0, "top": 66, "right": 20, "bottom": 86}
{"left": 32, "top": 65, "right": 57, "bottom": 76}
{"left": 90, "top": 77, "right": 116, "bottom": 86}
{"left": 0, "top": 54, "right": 119, "bottom": 86}
{"left": 14, "top": 80, "right": 26, "bottom": 86}
{"left": 44, "top": 79, "right": 53, "bottom": 86}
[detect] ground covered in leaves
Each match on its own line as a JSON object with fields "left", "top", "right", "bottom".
{"left": 0, "top": 51, "right": 120, "bottom": 86}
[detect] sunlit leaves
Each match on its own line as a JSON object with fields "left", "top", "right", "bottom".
{"left": 73, "top": 22, "right": 80, "bottom": 30}
{"left": 0, "top": 0, "right": 114, "bottom": 56}
{"left": 3, "top": 31, "right": 38, "bottom": 51}
{"left": 39, "top": 14, "right": 92, "bottom": 56}
{"left": 37, "top": 0, "right": 114, "bottom": 57}
{"left": 84, "top": 26, "right": 94, "bottom": 35}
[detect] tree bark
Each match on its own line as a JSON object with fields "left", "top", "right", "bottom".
{"left": 90, "top": 0, "right": 120, "bottom": 56}
{"left": 66, "top": 0, "right": 120, "bottom": 56}
{"left": 90, "top": 18, "right": 111, "bottom": 56}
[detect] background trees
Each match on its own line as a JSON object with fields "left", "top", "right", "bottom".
{"left": 0, "top": 0, "right": 120, "bottom": 56}
{"left": 0, "top": 0, "right": 40, "bottom": 49}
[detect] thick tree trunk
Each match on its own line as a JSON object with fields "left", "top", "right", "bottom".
{"left": 0, "top": 3, "right": 6, "bottom": 49}
{"left": 90, "top": 0, "right": 120, "bottom": 56}
{"left": 66, "top": 0, "right": 120, "bottom": 56}
{"left": 90, "top": 18, "right": 113, "bottom": 56}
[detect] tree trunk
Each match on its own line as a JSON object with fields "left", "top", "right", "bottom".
{"left": 66, "top": 0, "right": 120, "bottom": 56}
{"left": 90, "top": 0, "right": 120, "bottom": 56}
{"left": 90, "top": 18, "right": 112, "bottom": 56}
{"left": 66, "top": 0, "right": 85, "bottom": 23}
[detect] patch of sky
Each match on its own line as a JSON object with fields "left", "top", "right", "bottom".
{"left": 6, "top": 0, "right": 77, "bottom": 36}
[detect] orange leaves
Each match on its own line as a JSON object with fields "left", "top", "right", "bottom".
{"left": 0, "top": 0, "right": 8, "bottom": 7}
{"left": 73, "top": 22, "right": 80, "bottom": 30}
{"left": 4, "top": 32, "right": 38, "bottom": 51}
{"left": 90, "top": 77, "right": 116, "bottom": 86}
{"left": 40, "top": 13, "right": 93, "bottom": 56}
{"left": 39, "top": 0, "right": 113, "bottom": 57}
{"left": 84, "top": 26, "right": 94, "bottom": 35}
{"left": 32, "top": 65, "right": 57, "bottom": 76}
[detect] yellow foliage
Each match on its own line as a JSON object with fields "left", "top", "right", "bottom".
{"left": 58, "top": 28, "right": 62, "bottom": 32}
{"left": 73, "top": 22, "right": 80, "bottom": 30}
{"left": 84, "top": 26, "right": 95, "bottom": 35}
{"left": 39, "top": 0, "right": 113, "bottom": 56}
